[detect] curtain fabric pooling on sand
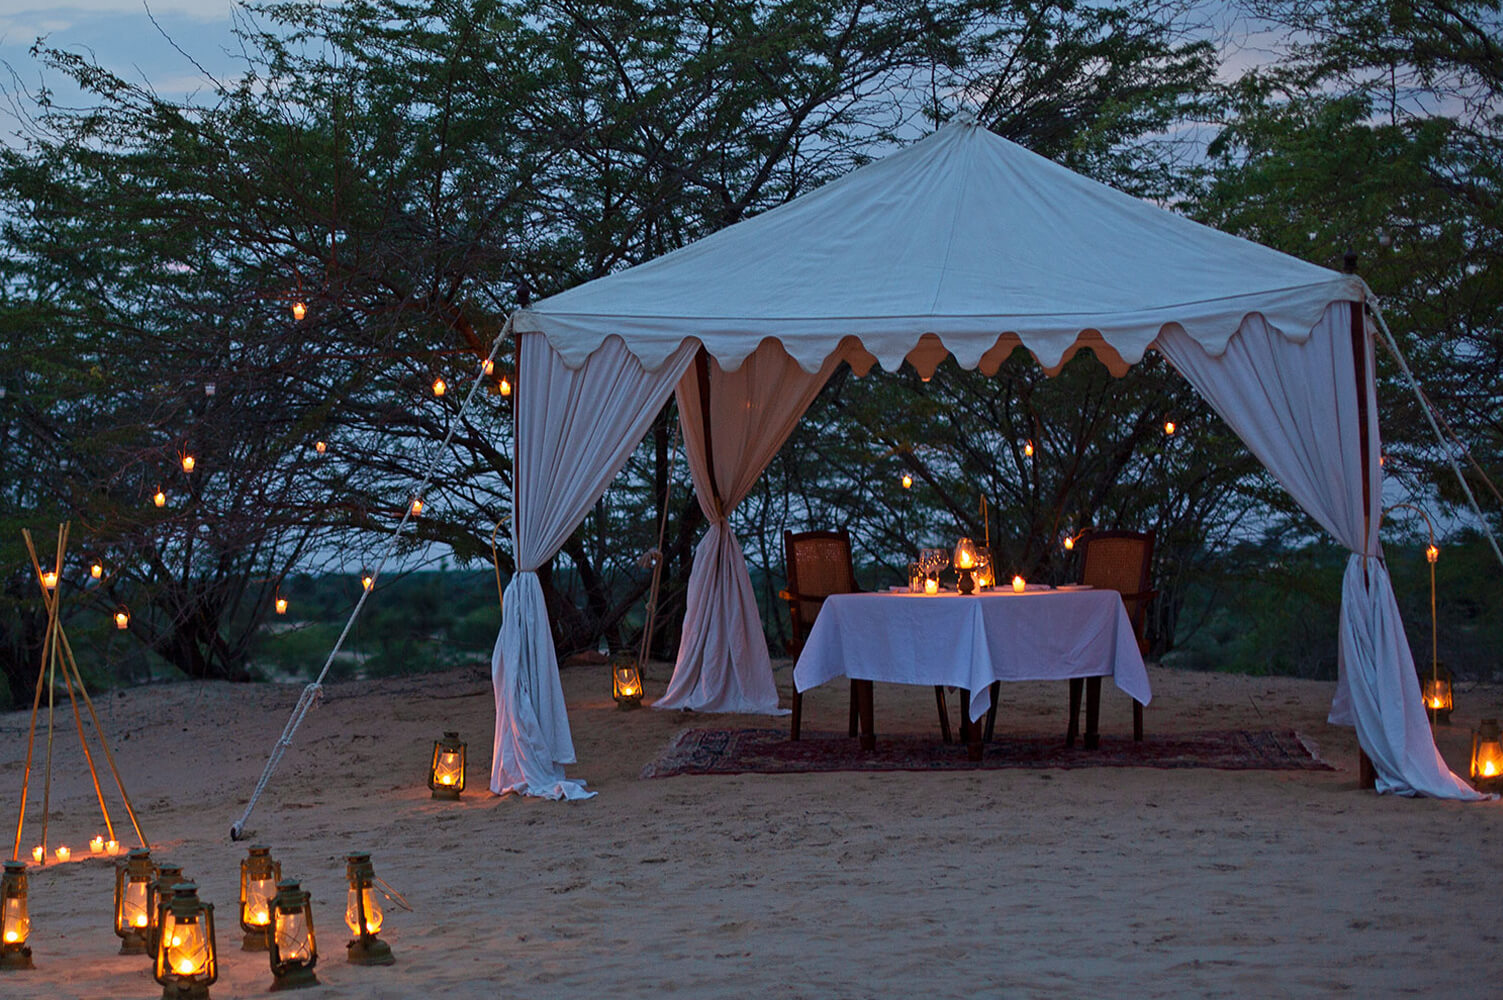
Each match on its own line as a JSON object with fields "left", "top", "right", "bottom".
{"left": 1155, "top": 303, "right": 1480, "bottom": 799}
{"left": 492, "top": 332, "right": 696, "bottom": 799}
{"left": 655, "top": 341, "right": 844, "bottom": 713}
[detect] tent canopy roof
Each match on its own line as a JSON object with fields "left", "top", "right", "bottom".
{"left": 513, "top": 117, "right": 1364, "bottom": 374}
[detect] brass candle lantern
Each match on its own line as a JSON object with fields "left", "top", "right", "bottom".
{"left": 1470, "top": 718, "right": 1503, "bottom": 792}
{"left": 612, "top": 655, "right": 644, "bottom": 709}
{"left": 154, "top": 883, "right": 218, "bottom": 1000}
{"left": 115, "top": 848, "right": 155, "bottom": 954}
{"left": 427, "top": 732, "right": 467, "bottom": 799}
{"left": 343, "top": 853, "right": 393, "bottom": 966}
{"left": 1, "top": 860, "right": 34, "bottom": 971}
{"left": 973, "top": 546, "right": 994, "bottom": 590}
{"left": 268, "top": 879, "right": 319, "bottom": 991}
{"left": 953, "top": 537, "right": 980, "bottom": 596}
{"left": 149, "top": 863, "right": 185, "bottom": 958}
{"left": 239, "top": 845, "right": 281, "bottom": 950}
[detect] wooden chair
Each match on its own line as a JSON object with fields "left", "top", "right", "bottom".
{"left": 1068, "top": 529, "right": 1156, "bottom": 748}
{"left": 781, "top": 529, "right": 951, "bottom": 743}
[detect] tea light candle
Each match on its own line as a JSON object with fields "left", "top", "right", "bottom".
{"left": 91, "top": 835, "right": 105, "bottom": 854}
{"left": 54, "top": 846, "right": 70, "bottom": 862}
{"left": 1012, "top": 576, "right": 1026, "bottom": 593}
{"left": 924, "top": 578, "right": 939, "bottom": 595}
{"left": 30, "top": 847, "right": 43, "bottom": 864}
{"left": 106, "top": 840, "right": 121, "bottom": 855}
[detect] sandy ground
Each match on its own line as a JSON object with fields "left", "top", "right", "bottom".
{"left": 2, "top": 657, "right": 1500, "bottom": 1000}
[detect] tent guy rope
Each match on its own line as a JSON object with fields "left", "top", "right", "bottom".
{"left": 1368, "top": 301, "right": 1503, "bottom": 572}
{"left": 230, "top": 332, "right": 510, "bottom": 841}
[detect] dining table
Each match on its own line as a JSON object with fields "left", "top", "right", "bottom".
{"left": 791, "top": 585, "right": 1151, "bottom": 759}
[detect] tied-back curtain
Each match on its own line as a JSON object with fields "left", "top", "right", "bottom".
{"left": 655, "top": 341, "right": 843, "bottom": 712}
{"left": 1155, "top": 302, "right": 1480, "bottom": 799}
{"left": 494, "top": 332, "right": 697, "bottom": 798}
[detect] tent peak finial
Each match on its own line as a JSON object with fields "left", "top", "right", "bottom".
{"left": 948, "top": 109, "right": 978, "bottom": 128}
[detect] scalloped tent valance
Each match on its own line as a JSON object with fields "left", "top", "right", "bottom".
{"left": 509, "top": 117, "right": 1365, "bottom": 374}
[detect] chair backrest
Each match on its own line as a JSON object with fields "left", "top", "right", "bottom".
{"left": 1078, "top": 529, "right": 1155, "bottom": 642}
{"left": 784, "top": 529, "right": 859, "bottom": 649}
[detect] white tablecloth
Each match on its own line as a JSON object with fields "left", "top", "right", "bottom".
{"left": 792, "top": 589, "right": 1151, "bottom": 721}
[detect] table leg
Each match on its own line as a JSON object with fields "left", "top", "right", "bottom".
{"left": 1066, "top": 677, "right": 1083, "bottom": 747}
{"left": 856, "top": 679, "right": 875, "bottom": 751}
{"left": 960, "top": 688, "right": 982, "bottom": 762}
{"left": 1084, "top": 676, "right": 1102, "bottom": 750}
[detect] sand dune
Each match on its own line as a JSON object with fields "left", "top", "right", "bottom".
{"left": 3, "top": 660, "right": 1499, "bottom": 998}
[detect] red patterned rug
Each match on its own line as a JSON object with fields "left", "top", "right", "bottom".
{"left": 640, "top": 728, "right": 1332, "bottom": 778}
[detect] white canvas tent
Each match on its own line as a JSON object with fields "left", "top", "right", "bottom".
{"left": 490, "top": 117, "right": 1481, "bottom": 801}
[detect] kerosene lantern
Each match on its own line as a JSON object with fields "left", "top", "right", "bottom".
{"left": 114, "top": 848, "right": 155, "bottom": 954}
{"left": 953, "top": 537, "right": 980, "bottom": 595}
{"left": 148, "top": 862, "right": 185, "bottom": 957}
{"left": 427, "top": 732, "right": 466, "bottom": 799}
{"left": 344, "top": 853, "right": 394, "bottom": 966}
{"left": 268, "top": 879, "right": 319, "bottom": 990}
{"left": 154, "top": 883, "right": 218, "bottom": 1000}
{"left": 0, "top": 861, "right": 34, "bottom": 970}
{"left": 239, "top": 845, "right": 281, "bottom": 950}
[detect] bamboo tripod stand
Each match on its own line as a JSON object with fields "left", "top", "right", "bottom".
{"left": 11, "top": 524, "right": 149, "bottom": 864}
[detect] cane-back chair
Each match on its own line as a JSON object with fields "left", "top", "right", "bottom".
{"left": 1069, "top": 529, "right": 1156, "bottom": 747}
{"left": 782, "top": 529, "right": 951, "bottom": 742}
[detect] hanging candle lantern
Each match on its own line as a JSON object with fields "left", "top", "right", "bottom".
{"left": 181, "top": 454, "right": 196, "bottom": 474}
{"left": 483, "top": 359, "right": 495, "bottom": 375}
{"left": 239, "top": 846, "right": 281, "bottom": 951}
{"left": 147, "top": 862, "right": 185, "bottom": 958}
{"left": 1421, "top": 662, "right": 1454, "bottom": 725}
{"left": 901, "top": 473, "right": 913, "bottom": 489}
{"left": 498, "top": 377, "right": 512, "bottom": 397}
{"left": 0, "top": 860, "right": 34, "bottom": 970}
{"left": 291, "top": 301, "right": 307, "bottom": 322}
{"left": 612, "top": 656, "right": 644, "bottom": 709}
{"left": 360, "top": 570, "right": 374, "bottom": 592}
{"left": 275, "top": 595, "right": 288, "bottom": 616}
{"left": 153, "top": 882, "right": 218, "bottom": 999}
{"left": 1163, "top": 420, "right": 1177, "bottom": 436}
{"left": 1470, "top": 718, "right": 1503, "bottom": 791}
{"left": 268, "top": 879, "right": 319, "bottom": 990}
{"left": 90, "top": 561, "right": 103, "bottom": 580}
{"left": 203, "top": 383, "right": 216, "bottom": 398}
{"left": 343, "top": 852, "right": 393, "bottom": 966}
{"left": 1024, "top": 439, "right": 1034, "bottom": 457}
{"left": 114, "top": 848, "right": 155, "bottom": 954}
{"left": 952, "top": 537, "right": 979, "bottom": 596}
{"left": 41, "top": 571, "right": 57, "bottom": 590}
{"left": 427, "top": 732, "right": 466, "bottom": 799}
{"left": 114, "top": 607, "right": 130, "bottom": 630}
{"left": 154, "top": 488, "right": 167, "bottom": 508}
{"left": 409, "top": 497, "right": 424, "bottom": 517}
{"left": 431, "top": 377, "right": 447, "bottom": 397}
{"left": 314, "top": 440, "right": 327, "bottom": 456}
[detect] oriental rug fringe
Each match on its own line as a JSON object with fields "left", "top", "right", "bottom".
{"left": 640, "top": 728, "right": 1332, "bottom": 779}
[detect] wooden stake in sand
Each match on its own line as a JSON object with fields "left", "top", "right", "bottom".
{"left": 11, "top": 525, "right": 150, "bottom": 863}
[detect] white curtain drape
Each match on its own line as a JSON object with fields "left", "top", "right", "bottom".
{"left": 654, "top": 341, "right": 843, "bottom": 712}
{"left": 493, "top": 332, "right": 697, "bottom": 798}
{"left": 1155, "top": 303, "right": 1480, "bottom": 798}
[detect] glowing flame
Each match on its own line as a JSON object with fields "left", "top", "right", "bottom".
{"left": 901, "top": 474, "right": 912, "bottom": 489}
{"left": 291, "top": 301, "right": 307, "bottom": 321}
{"left": 181, "top": 454, "right": 195, "bottom": 473}
{"left": 432, "top": 377, "right": 447, "bottom": 397}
